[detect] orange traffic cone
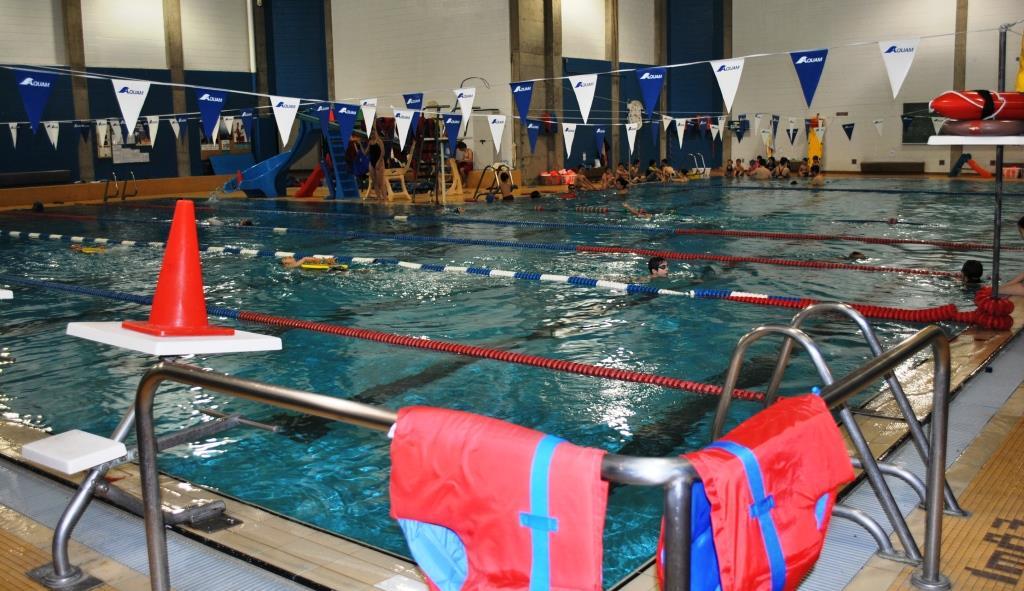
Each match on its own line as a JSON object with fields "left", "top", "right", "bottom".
{"left": 123, "top": 200, "right": 234, "bottom": 337}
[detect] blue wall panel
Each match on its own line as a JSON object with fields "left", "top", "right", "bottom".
{"left": 266, "top": 0, "right": 328, "bottom": 100}
{"left": 0, "top": 66, "right": 79, "bottom": 180}
{"left": 618, "top": 61, "right": 660, "bottom": 171}
{"left": 561, "top": 58, "right": 611, "bottom": 169}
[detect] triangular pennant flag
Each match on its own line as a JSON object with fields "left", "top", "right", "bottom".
{"left": 770, "top": 115, "right": 780, "bottom": 139}
{"left": 878, "top": 39, "right": 919, "bottom": 98}
{"left": 717, "top": 116, "right": 726, "bottom": 132}
{"left": 662, "top": 115, "right": 674, "bottom": 132}
{"left": 454, "top": 87, "right": 476, "bottom": 118}
{"left": 146, "top": 116, "right": 160, "bottom": 146}
{"left": 789, "top": 48, "right": 828, "bottom": 107}
{"left": 95, "top": 121, "right": 108, "bottom": 147}
{"left": 313, "top": 102, "right": 332, "bottom": 136}
{"left": 8, "top": 123, "right": 17, "bottom": 148}
{"left": 13, "top": 69, "right": 57, "bottom": 133}
{"left": 804, "top": 118, "right": 813, "bottom": 137}
{"left": 736, "top": 124, "right": 746, "bottom": 142}
{"left": 403, "top": 93, "right": 423, "bottom": 133}
{"left": 931, "top": 116, "right": 946, "bottom": 135}
{"left": 334, "top": 103, "right": 358, "bottom": 151}
{"left": 786, "top": 127, "right": 798, "bottom": 144}
{"left": 487, "top": 115, "right": 506, "bottom": 156}
{"left": 635, "top": 67, "right": 666, "bottom": 114}
{"left": 74, "top": 121, "right": 91, "bottom": 143}
{"left": 269, "top": 95, "right": 300, "bottom": 145}
{"left": 813, "top": 125, "right": 826, "bottom": 142}
{"left": 753, "top": 113, "right": 763, "bottom": 135}
{"left": 360, "top": 98, "right": 377, "bottom": 135}
{"left": 169, "top": 118, "right": 181, "bottom": 140}
{"left": 526, "top": 119, "right": 541, "bottom": 154}
{"left": 44, "top": 121, "right": 60, "bottom": 149}
{"left": 841, "top": 122, "right": 855, "bottom": 140}
{"left": 111, "top": 78, "right": 150, "bottom": 133}
{"left": 510, "top": 82, "right": 534, "bottom": 125}
{"left": 443, "top": 113, "right": 462, "bottom": 155}
{"left": 195, "top": 88, "right": 227, "bottom": 140}
{"left": 625, "top": 123, "right": 639, "bottom": 156}
{"left": 760, "top": 128, "right": 772, "bottom": 152}
{"left": 711, "top": 123, "right": 721, "bottom": 140}
{"left": 562, "top": 123, "right": 577, "bottom": 156}
{"left": 675, "top": 118, "right": 688, "bottom": 149}
{"left": 222, "top": 116, "right": 235, "bottom": 143}
{"left": 240, "top": 110, "right": 253, "bottom": 140}
{"left": 393, "top": 109, "right": 414, "bottom": 151}
{"left": 709, "top": 58, "right": 744, "bottom": 112}
{"left": 901, "top": 115, "right": 914, "bottom": 133}
{"left": 873, "top": 119, "right": 884, "bottom": 136}
{"left": 568, "top": 74, "right": 598, "bottom": 123}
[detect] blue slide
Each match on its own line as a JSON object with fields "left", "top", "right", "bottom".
{"left": 949, "top": 152, "right": 971, "bottom": 177}
{"left": 221, "top": 115, "right": 322, "bottom": 197}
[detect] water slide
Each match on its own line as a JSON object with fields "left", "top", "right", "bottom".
{"left": 949, "top": 152, "right": 993, "bottom": 178}
{"left": 221, "top": 113, "right": 322, "bottom": 198}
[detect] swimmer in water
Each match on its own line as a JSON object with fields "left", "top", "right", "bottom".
{"left": 844, "top": 251, "right": 867, "bottom": 262}
{"left": 70, "top": 244, "right": 105, "bottom": 254}
{"left": 960, "top": 260, "right": 983, "bottom": 284}
{"left": 648, "top": 256, "right": 669, "bottom": 278}
{"left": 280, "top": 255, "right": 347, "bottom": 271}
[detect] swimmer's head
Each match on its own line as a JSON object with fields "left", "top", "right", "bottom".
{"left": 530, "top": 190, "right": 541, "bottom": 199}
{"left": 499, "top": 171, "right": 510, "bottom": 183}
{"left": 31, "top": 201, "right": 44, "bottom": 213}
{"left": 240, "top": 219, "right": 254, "bottom": 226}
{"left": 961, "top": 260, "right": 984, "bottom": 283}
{"left": 847, "top": 251, "right": 867, "bottom": 261}
{"left": 648, "top": 256, "right": 668, "bottom": 277}
{"left": 615, "top": 177, "right": 629, "bottom": 189}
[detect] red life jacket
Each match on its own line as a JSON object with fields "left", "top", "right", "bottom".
{"left": 390, "top": 406, "right": 609, "bottom": 590}
{"left": 657, "top": 394, "right": 854, "bottom": 591}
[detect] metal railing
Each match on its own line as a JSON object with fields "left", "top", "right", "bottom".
{"left": 128, "top": 320, "right": 953, "bottom": 591}
{"left": 102, "top": 173, "right": 120, "bottom": 203}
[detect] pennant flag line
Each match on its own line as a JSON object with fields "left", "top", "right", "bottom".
{"left": 44, "top": 121, "right": 60, "bottom": 149}
{"left": 841, "top": 122, "right": 855, "bottom": 140}
{"left": 562, "top": 122, "right": 577, "bottom": 156}
{"left": 931, "top": 116, "right": 945, "bottom": 135}
{"left": 147, "top": 115, "right": 160, "bottom": 146}
{"left": 334, "top": 103, "right": 359, "bottom": 152}
{"left": 625, "top": 123, "right": 639, "bottom": 156}
{"left": 394, "top": 109, "right": 414, "bottom": 150}
{"left": 568, "top": 74, "right": 598, "bottom": 124}
{"left": 770, "top": 114, "right": 780, "bottom": 140}
{"left": 635, "top": 67, "right": 666, "bottom": 114}
{"left": 195, "top": 88, "right": 227, "bottom": 140}
{"left": 594, "top": 126, "right": 606, "bottom": 161}
{"left": 878, "top": 38, "right": 919, "bottom": 98}
{"left": 873, "top": 118, "right": 884, "bottom": 136}
{"left": 487, "top": 115, "right": 506, "bottom": 156}
{"left": 901, "top": 115, "right": 914, "bottom": 133}
{"left": 111, "top": 78, "right": 150, "bottom": 133}
{"left": 789, "top": 48, "right": 828, "bottom": 107}
{"left": 711, "top": 123, "right": 721, "bottom": 140}
{"left": 662, "top": 115, "right": 673, "bottom": 132}
{"left": 510, "top": 81, "right": 534, "bottom": 125}
{"left": 14, "top": 69, "right": 57, "bottom": 134}
{"left": 169, "top": 118, "right": 181, "bottom": 141}
{"left": 675, "top": 118, "right": 687, "bottom": 149}
{"left": 709, "top": 58, "right": 744, "bottom": 113}
{"left": 74, "top": 121, "right": 91, "bottom": 143}
{"left": 786, "top": 127, "right": 798, "bottom": 144}
{"left": 526, "top": 119, "right": 541, "bottom": 154}
{"left": 8, "top": 123, "right": 17, "bottom": 148}
{"left": 313, "top": 102, "right": 332, "bottom": 136}
{"left": 360, "top": 98, "right": 377, "bottom": 135}
{"left": 269, "top": 95, "right": 300, "bottom": 145}
{"left": 403, "top": 92, "right": 423, "bottom": 133}
{"left": 753, "top": 113, "right": 762, "bottom": 135}
{"left": 813, "top": 125, "right": 826, "bottom": 142}
{"left": 240, "top": 110, "right": 253, "bottom": 140}
{"left": 443, "top": 114, "right": 462, "bottom": 155}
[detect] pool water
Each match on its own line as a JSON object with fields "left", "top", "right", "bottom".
{"left": 1, "top": 177, "right": 1020, "bottom": 586}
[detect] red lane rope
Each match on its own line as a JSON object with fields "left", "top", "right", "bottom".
{"left": 674, "top": 228, "right": 1024, "bottom": 252}
{"left": 235, "top": 310, "right": 767, "bottom": 402}
{"left": 577, "top": 245, "right": 960, "bottom": 277}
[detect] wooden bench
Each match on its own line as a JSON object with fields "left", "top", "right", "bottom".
{"left": 860, "top": 162, "right": 925, "bottom": 174}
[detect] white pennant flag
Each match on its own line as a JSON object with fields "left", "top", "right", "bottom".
{"left": 562, "top": 123, "right": 577, "bottom": 157}
{"left": 222, "top": 116, "right": 235, "bottom": 144}
{"left": 169, "top": 118, "right": 181, "bottom": 140}
{"left": 360, "top": 98, "right": 377, "bottom": 135}
{"left": 662, "top": 115, "right": 674, "bottom": 132}
{"left": 760, "top": 128, "right": 772, "bottom": 152}
{"left": 95, "top": 121, "right": 108, "bottom": 147}
{"left": 931, "top": 116, "right": 946, "bottom": 135}
{"left": 487, "top": 115, "right": 506, "bottom": 156}
{"left": 709, "top": 58, "right": 745, "bottom": 113}
{"left": 8, "top": 123, "right": 16, "bottom": 148}
{"left": 675, "top": 118, "right": 688, "bottom": 148}
{"left": 146, "top": 116, "right": 160, "bottom": 146}
{"left": 44, "top": 121, "right": 60, "bottom": 149}
{"left": 813, "top": 125, "right": 826, "bottom": 143}
{"left": 269, "top": 95, "right": 300, "bottom": 145}
{"left": 394, "top": 109, "right": 414, "bottom": 151}
{"left": 454, "top": 87, "right": 476, "bottom": 118}
{"left": 873, "top": 119, "right": 885, "bottom": 137}
{"left": 788, "top": 117, "right": 796, "bottom": 129}
{"left": 711, "top": 123, "right": 721, "bottom": 140}
{"left": 753, "top": 113, "right": 763, "bottom": 135}
{"left": 110, "top": 79, "right": 150, "bottom": 133}
{"left": 568, "top": 74, "right": 598, "bottom": 123}
{"left": 625, "top": 123, "right": 639, "bottom": 156}
{"left": 878, "top": 39, "right": 919, "bottom": 98}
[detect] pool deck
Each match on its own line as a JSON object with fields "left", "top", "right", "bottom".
{"left": 1, "top": 187, "right": 1024, "bottom": 589}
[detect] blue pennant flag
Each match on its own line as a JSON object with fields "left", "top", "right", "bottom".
{"left": 510, "top": 81, "right": 534, "bottom": 125}
{"left": 735, "top": 124, "right": 746, "bottom": 143}
{"left": 526, "top": 119, "right": 542, "bottom": 153}
{"left": 786, "top": 127, "right": 798, "bottom": 144}
{"left": 403, "top": 93, "right": 423, "bottom": 133}
{"left": 240, "top": 110, "right": 253, "bottom": 139}
{"left": 790, "top": 49, "right": 828, "bottom": 107}
{"left": 770, "top": 114, "right": 780, "bottom": 139}
{"left": 443, "top": 113, "right": 463, "bottom": 155}
{"left": 804, "top": 118, "right": 813, "bottom": 137}
{"left": 313, "top": 102, "right": 332, "bottom": 136}
{"left": 635, "top": 67, "right": 666, "bottom": 114}
{"left": 14, "top": 69, "right": 57, "bottom": 133}
{"left": 841, "top": 122, "right": 855, "bottom": 140}
{"left": 901, "top": 115, "right": 914, "bottom": 133}
{"left": 194, "top": 88, "right": 227, "bottom": 140}
{"left": 333, "top": 103, "right": 358, "bottom": 152}
{"left": 594, "top": 126, "right": 607, "bottom": 160}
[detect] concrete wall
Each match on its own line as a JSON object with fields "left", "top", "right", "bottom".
{"left": 331, "top": 0, "right": 514, "bottom": 165}
{"left": 618, "top": 0, "right": 656, "bottom": 64}
{"left": 561, "top": 0, "right": 606, "bottom": 60}
{"left": 82, "top": 0, "right": 168, "bottom": 69}
{"left": 180, "top": 0, "right": 252, "bottom": 73}
{"left": 0, "top": 0, "right": 66, "bottom": 66}
{"left": 729, "top": 0, "right": 975, "bottom": 172}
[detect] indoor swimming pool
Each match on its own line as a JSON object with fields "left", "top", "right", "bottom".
{"left": 0, "top": 177, "right": 1021, "bottom": 585}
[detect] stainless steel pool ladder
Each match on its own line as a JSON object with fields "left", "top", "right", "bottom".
{"left": 32, "top": 406, "right": 276, "bottom": 590}
{"left": 120, "top": 171, "right": 138, "bottom": 199}
{"left": 127, "top": 324, "right": 952, "bottom": 591}
{"left": 102, "top": 173, "right": 119, "bottom": 203}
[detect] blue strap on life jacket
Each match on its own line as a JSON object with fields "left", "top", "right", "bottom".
{"left": 520, "top": 434, "right": 564, "bottom": 591}
{"left": 710, "top": 440, "right": 787, "bottom": 591}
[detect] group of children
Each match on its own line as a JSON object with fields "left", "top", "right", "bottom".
{"left": 572, "top": 159, "right": 691, "bottom": 195}
{"left": 727, "top": 155, "right": 826, "bottom": 186}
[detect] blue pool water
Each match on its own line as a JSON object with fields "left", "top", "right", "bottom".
{"left": 0, "top": 177, "right": 1021, "bottom": 585}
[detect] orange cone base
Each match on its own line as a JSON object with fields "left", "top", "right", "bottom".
{"left": 121, "top": 319, "right": 235, "bottom": 337}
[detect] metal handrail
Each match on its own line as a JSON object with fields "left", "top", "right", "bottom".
{"left": 102, "top": 173, "right": 119, "bottom": 203}
{"left": 765, "top": 302, "right": 966, "bottom": 516}
{"left": 120, "top": 171, "right": 138, "bottom": 200}
{"left": 469, "top": 163, "right": 509, "bottom": 201}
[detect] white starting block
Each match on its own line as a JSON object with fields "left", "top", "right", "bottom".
{"left": 21, "top": 429, "right": 127, "bottom": 474}
{"left": 0, "top": 289, "right": 12, "bottom": 300}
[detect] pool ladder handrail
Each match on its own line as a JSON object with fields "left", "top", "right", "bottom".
{"left": 469, "top": 163, "right": 510, "bottom": 201}
{"left": 102, "top": 173, "right": 119, "bottom": 203}
{"left": 120, "top": 170, "right": 138, "bottom": 200}
{"left": 712, "top": 309, "right": 955, "bottom": 590}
